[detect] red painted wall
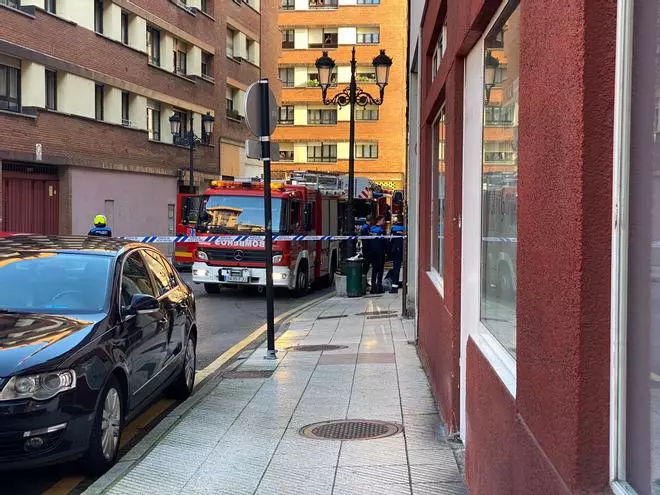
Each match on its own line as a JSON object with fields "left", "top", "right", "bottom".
{"left": 417, "top": 0, "right": 616, "bottom": 492}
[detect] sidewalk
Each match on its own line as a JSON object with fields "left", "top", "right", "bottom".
{"left": 86, "top": 294, "right": 468, "bottom": 495}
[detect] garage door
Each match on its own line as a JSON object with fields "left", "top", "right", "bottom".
{"left": 2, "top": 166, "right": 59, "bottom": 235}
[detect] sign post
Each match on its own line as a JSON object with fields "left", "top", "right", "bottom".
{"left": 244, "top": 80, "right": 278, "bottom": 360}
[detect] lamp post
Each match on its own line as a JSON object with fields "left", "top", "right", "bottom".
{"left": 484, "top": 52, "right": 500, "bottom": 105}
{"left": 315, "top": 47, "right": 392, "bottom": 256}
{"left": 170, "top": 112, "right": 215, "bottom": 192}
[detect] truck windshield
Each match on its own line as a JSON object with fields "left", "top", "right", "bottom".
{"left": 199, "top": 195, "right": 284, "bottom": 234}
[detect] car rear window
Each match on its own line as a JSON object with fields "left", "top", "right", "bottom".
{"left": 0, "top": 252, "right": 111, "bottom": 314}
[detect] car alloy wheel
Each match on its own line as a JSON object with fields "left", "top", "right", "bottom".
{"left": 101, "top": 387, "right": 121, "bottom": 461}
{"left": 185, "top": 337, "right": 196, "bottom": 391}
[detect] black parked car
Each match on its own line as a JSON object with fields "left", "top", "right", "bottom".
{"left": 0, "top": 235, "right": 197, "bottom": 473}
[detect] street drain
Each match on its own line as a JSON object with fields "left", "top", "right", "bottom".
{"left": 286, "top": 344, "right": 349, "bottom": 352}
{"left": 317, "top": 314, "right": 348, "bottom": 320}
{"left": 300, "top": 420, "right": 403, "bottom": 440}
{"left": 222, "top": 370, "right": 274, "bottom": 379}
{"left": 357, "top": 310, "right": 398, "bottom": 317}
{"left": 367, "top": 314, "right": 399, "bottom": 320}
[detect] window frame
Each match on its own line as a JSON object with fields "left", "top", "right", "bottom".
{"left": 147, "top": 101, "right": 161, "bottom": 141}
{"left": 94, "top": 0, "right": 104, "bottom": 34}
{"left": 226, "top": 28, "right": 236, "bottom": 58}
{"left": 118, "top": 250, "right": 158, "bottom": 315}
{"left": 121, "top": 91, "right": 130, "bottom": 125}
{"left": 201, "top": 52, "right": 212, "bottom": 77}
{"left": 282, "top": 29, "right": 295, "bottom": 49}
{"left": 307, "top": 108, "right": 337, "bottom": 125}
{"left": 355, "top": 107, "right": 379, "bottom": 121}
{"left": 355, "top": 143, "right": 378, "bottom": 159}
{"left": 281, "top": 0, "right": 294, "bottom": 10}
{"left": 279, "top": 67, "right": 294, "bottom": 88}
{"left": 278, "top": 105, "right": 294, "bottom": 125}
{"left": 95, "top": 84, "right": 104, "bottom": 121}
{"left": 121, "top": 11, "right": 129, "bottom": 45}
{"left": 356, "top": 30, "right": 380, "bottom": 45}
{"left": 0, "top": 63, "right": 20, "bottom": 113}
{"left": 44, "top": 0, "right": 55, "bottom": 14}
{"left": 45, "top": 69, "right": 57, "bottom": 111}
{"left": 307, "top": 143, "right": 337, "bottom": 163}
{"left": 147, "top": 26, "right": 161, "bottom": 66}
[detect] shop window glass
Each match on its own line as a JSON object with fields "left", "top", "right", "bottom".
{"left": 431, "top": 106, "right": 445, "bottom": 278}
{"left": 617, "top": 0, "right": 660, "bottom": 491}
{"left": 480, "top": 3, "right": 519, "bottom": 357}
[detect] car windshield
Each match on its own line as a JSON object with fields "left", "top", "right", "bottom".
{"left": 0, "top": 252, "right": 111, "bottom": 314}
{"left": 200, "top": 195, "right": 284, "bottom": 234}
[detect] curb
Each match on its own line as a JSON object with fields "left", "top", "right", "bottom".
{"left": 83, "top": 291, "right": 334, "bottom": 495}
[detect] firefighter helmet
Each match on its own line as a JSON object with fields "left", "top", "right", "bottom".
{"left": 93, "top": 214, "right": 107, "bottom": 227}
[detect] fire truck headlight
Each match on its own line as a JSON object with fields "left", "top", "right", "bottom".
{"left": 196, "top": 250, "right": 209, "bottom": 261}
{"left": 272, "top": 255, "right": 283, "bottom": 263}
{"left": 273, "top": 272, "right": 287, "bottom": 281}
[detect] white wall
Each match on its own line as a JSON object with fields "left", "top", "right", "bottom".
{"left": 103, "top": 1, "right": 122, "bottom": 41}
{"left": 294, "top": 143, "right": 307, "bottom": 162}
{"left": 337, "top": 66, "right": 351, "bottom": 83}
{"left": 104, "top": 87, "right": 122, "bottom": 125}
{"left": 295, "top": 29, "right": 309, "bottom": 49}
{"left": 58, "top": 73, "right": 95, "bottom": 118}
{"left": 71, "top": 168, "right": 178, "bottom": 237}
{"left": 21, "top": 61, "right": 45, "bottom": 108}
{"left": 294, "top": 66, "right": 308, "bottom": 87}
{"left": 129, "top": 15, "right": 147, "bottom": 52}
{"left": 337, "top": 142, "right": 349, "bottom": 160}
{"left": 338, "top": 27, "right": 356, "bottom": 45}
{"left": 294, "top": 105, "right": 307, "bottom": 125}
{"left": 294, "top": 0, "right": 308, "bottom": 10}
{"left": 58, "top": 0, "right": 95, "bottom": 31}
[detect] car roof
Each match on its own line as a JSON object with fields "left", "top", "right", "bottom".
{"left": 0, "top": 234, "right": 148, "bottom": 257}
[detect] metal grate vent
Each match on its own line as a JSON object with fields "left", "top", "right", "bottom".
{"left": 222, "top": 370, "right": 273, "bottom": 379}
{"left": 286, "top": 344, "right": 348, "bottom": 352}
{"left": 300, "top": 420, "right": 403, "bottom": 440}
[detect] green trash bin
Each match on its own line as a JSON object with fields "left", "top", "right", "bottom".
{"left": 345, "top": 259, "right": 364, "bottom": 298}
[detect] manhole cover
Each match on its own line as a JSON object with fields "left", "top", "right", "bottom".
{"left": 286, "top": 345, "right": 349, "bottom": 352}
{"left": 300, "top": 420, "right": 403, "bottom": 440}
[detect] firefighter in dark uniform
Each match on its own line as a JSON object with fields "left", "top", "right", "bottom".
{"left": 369, "top": 216, "right": 387, "bottom": 294}
{"left": 386, "top": 223, "right": 405, "bottom": 293}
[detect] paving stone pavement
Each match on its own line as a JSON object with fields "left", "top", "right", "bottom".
{"left": 86, "top": 294, "right": 468, "bottom": 495}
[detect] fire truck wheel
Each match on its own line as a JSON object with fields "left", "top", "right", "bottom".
{"left": 204, "top": 283, "right": 221, "bottom": 294}
{"left": 293, "top": 261, "right": 309, "bottom": 298}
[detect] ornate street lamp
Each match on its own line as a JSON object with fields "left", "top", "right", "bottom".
{"left": 170, "top": 112, "right": 215, "bottom": 192}
{"left": 314, "top": 47, "right": 393, "bottom": 256}
{"left": 484, "top": 52, "right": 500, "bottom": 105}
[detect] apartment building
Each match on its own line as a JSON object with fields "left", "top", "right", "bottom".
{"left": 0, "top": 0, "right": 278, "bottom": 237}
{"left": 272, "top": 0, "right": 407, "bottom": 191}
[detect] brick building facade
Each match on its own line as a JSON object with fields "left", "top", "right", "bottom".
{"left": 271, "top": 0, "right": 407, "bottom": 190}
{"left": 407, "top": 0, "right": 660, "bottom": 492}
{"left": 0, "top": 0, "right": 279, "bottom": 238}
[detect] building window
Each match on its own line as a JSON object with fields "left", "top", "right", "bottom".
{"left": 226, "top": 87, "right": 240, "bottom": 120}
{"left": 431, "top": 106, "right": 445, "bottom": 278}
{"left": 308, "top": 69, "right": 336, "bottom": 87}
{"left": 0, "top": 0, "right": 20, "bottom": 8}
{"left": 432, "top": 22, "right": 447, "bottom": 79}
{"left": 309, "top": 0, "right": 337, "bottom": 8}
{"left": 356, "top": 29, "right": 379, "bottom": 45}
{"left": 121, "top": 11, "right": 129, "bottom": 45}
{"left": 201, "top": 52, "right": 212, "bottom": 77}
{"left": 308, "top": 108, "right": 337, "bottom": 125}
{"left": 356, "top": 70, "right": 376, "bottom": 84}
{"left": 279, "top": 67, "right": 294, "bottom": 88}
{"left": 44, "top": 0, "right": 55, "bottom": 14}
{"left": 172, "top": 109, "right": 189, "bottom": 145}
{"left": 226, "top": 28, "right": 236, "bottom": 58}
{"left": 147, "top": 26, "right": 161, "bottom": 66}
{"left": 45, "top": 70, "right": 57, "bottom": 111}
{"left": 174, "top": 41, "right": 187, "bottom": 75}
{"left": 281, "top": 0, "right": 294, "bottom": 9}
{"left": 200, "top": 0, "right": 208, "bottom": 13}
{"left": 95, "top": 84, "right": 104, "bottom": 120}
{"left": 279, "top": 149, "right": 294, "bottom": 161}
{"left": 307, "top": 143, "right": 337, "bottom": 162}
{"left": 480, "top": 3, "right": 519, "bottom": 357}
{"left": 0, "top": 63, "right": 20, "bottom": 113}
{"left": 94, "top": 0, "right": 103, "bottom": 33}
{"left": 246, "top": 39, "right": 258, "bottom": 65}
{"left": 356, "top": 107, "right": 378, "bottom": 120}
{"left": 121, "top": 91, "right": 130, "bottom": 125}
{"left": 278, "top": 105, "right": 294, "bottom": 125}
{"left": 356, "top": 0, "right": 379, "bottom": 4}
{"left": 309, "top": 29, "right": 338, "bottom": 49}
{"left": 485, "top": 105, "right": 513, "bottom": 126}
{"left": 282, "top": 29, "right": 294, "bottom": 49}
{"left": 147, "top": 101, "right": 160, "bottom": 141}
{"left": 355, "top": 143, "right": 378, "bottom": 159}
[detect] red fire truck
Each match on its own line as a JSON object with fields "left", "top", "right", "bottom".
{"left": 177, "top": 178, "right": 344, "bottom": 295}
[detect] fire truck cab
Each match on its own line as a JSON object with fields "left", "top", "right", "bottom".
{"left": 182, "top": 178, "right": 344, "bottom": 295}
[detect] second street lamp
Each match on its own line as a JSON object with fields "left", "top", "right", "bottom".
{"left": 170, "top": 112, "right": 215, "bottom": 192}
{"left": 315, "top": 47, "right": 392, "bottom": 257}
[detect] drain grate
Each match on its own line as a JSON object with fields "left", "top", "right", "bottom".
{"left": 222, "top": 370, "right": 274, "bottom": 379}
{"left": 300, "top": 419, "right": 403, "bottom": 440}
{"left": 317, "top": 314, "right": 348, "bottom": 320}
{"left": 367, "top": 314, "right": 399, "bottom": 320}
{"left": 286, "top": 344, "right": 349, "bottom": 352}
{"left": 357, "top": 310, "right": 398, "bottom": 317}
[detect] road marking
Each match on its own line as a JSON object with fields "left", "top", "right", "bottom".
{"left": 194, "top": 292, "right": 334, "bottom": 386}
{"left": 41, "top": 476, "right": 85, "bottom": 495}
{"left": 652, "top": 372, "right": 660, "bottom": 382}
{"left": 120, "top": 398, "right": 176, "bottom": 449}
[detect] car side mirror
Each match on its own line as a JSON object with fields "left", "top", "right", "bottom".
{"left": 129, "top": 294, "right": 160, "bottom": 315}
